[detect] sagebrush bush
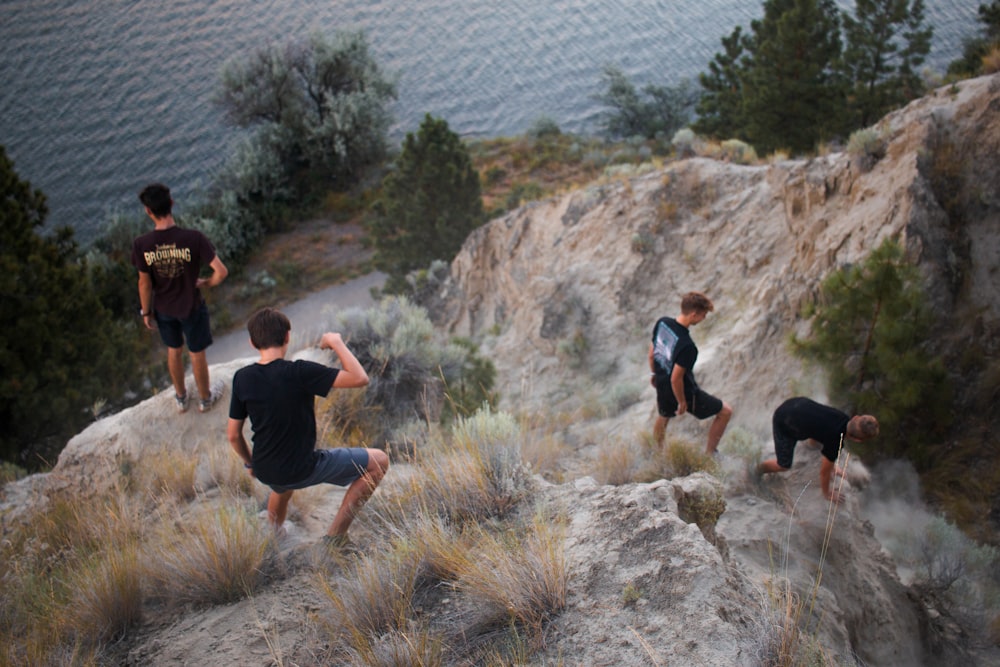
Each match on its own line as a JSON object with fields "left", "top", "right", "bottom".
{"left": 327, "top": 297, "right": 497, "bottom": 445}
{"left": 451, "top": 406, "right": 532, "bottom": 515}
{"left": 720, "top": 139, "right": 758, "bottom": 164}
{"left": 846, "top": 127, "right": 887, "bottom": 172}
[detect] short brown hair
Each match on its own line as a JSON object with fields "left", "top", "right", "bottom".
{"left": 247, "top": 308, "right": 291, "bottom": 350}
{"left": 847, "top": 415, "right": 879, "bottom": 441}
{"left": 680, "top": 291, "right": 714, "bottom": 315}
{"left": 139, "top": 183, "right": 172, "bottom": 218}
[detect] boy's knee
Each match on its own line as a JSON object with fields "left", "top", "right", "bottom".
{"left": 368, "top": 448, "right": 389, "bottom": 474}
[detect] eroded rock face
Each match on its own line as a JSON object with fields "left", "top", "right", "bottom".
{"left": 434, "top": 74, "right": 1000, "bottom": 441}
{"left": 3, "top": 76, "right": 998, "bottom": 666}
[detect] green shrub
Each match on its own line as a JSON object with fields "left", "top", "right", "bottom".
{"left": 846, "top": 127, "right": 887, "bottom": 172}
{"left": 791, "top": 238, "right": 951, "bottom": 468}
{"left": 330, "top": 297, "right": 497, "bottom": 444}
{"left": 720, "top": 138, "right": 758, "bottom": 164}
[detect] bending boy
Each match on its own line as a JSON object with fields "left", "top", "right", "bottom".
{"left": 227, "top": 307, "right": 389, "bottom": 547}
{"left": 758, "top": 397, "right": 879, "bottom": 503}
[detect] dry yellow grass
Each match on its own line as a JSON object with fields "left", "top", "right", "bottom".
{"left": 145, "top": 501, "right": 276, "bottom": 607}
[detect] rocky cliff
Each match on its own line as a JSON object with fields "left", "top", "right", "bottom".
{"left": 3, "top": 75, "right": 999, "bottom": 665}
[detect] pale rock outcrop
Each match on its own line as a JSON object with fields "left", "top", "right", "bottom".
{"left": 3, "top": 75, "right": 998, "bottom": 666}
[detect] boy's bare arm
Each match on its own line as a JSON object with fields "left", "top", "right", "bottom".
{"left": 321, "top": 332, "right": 369, "bottom": 388}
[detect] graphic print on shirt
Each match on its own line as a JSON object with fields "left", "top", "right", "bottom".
{"left": 653, "top": 320, "right": 680, "bottom": 374}
{"left": 143, "top": 242, "right": 192, "bottom": 280}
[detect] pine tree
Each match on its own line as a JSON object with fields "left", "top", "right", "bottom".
{"left": 368, "top": 115, "right": 484, "bottom": 294}
{"left": 948, "top": 1, "right": 1000, "bottom": 77}
{"left": 792, "top": 238, "right": 951, "bottom": 468}
{"left": 740, "top": 0, "right": 846, "bottom": 155}
{"left": 693, "top": 26, "right": 751, "bottom": 140}
{"left": 841, "top": 0, "right": 932, "bottom": 128}
{"left": 0, "top": 147, "right": 141, "bottom": 467}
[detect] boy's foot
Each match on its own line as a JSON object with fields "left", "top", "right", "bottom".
{"left": 175, "top": 392, "right": 190, "bottom": 414}
{"left": 199, "top": 380, "right": 225, "bottom": 413}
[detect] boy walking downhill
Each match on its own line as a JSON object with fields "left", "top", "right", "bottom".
{"left": 648, "top": 291, "right": 733, "bottom": 454}
{"left": 227, "top": 308, "right": 389, "bottom": 550}
{"left": 758, "top": 397, "right": 879, "bottom": 503}
{"left": 131, "top": 183, "right": 228, "bottom": 413}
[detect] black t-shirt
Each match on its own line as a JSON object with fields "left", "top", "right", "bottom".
{"left": 229, "top": 359, "right": 340, "bottom": 485}
{"left": 773, "top": 397, "right": 850, "bottom": 462}
{"left": 651, "top": 317, "right": 698, "bottom": 392}
{"left": 130, "top": 226, "right": 217, "bottom": 318}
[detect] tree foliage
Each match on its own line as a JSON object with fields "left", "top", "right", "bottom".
{"left": 741, "top": 0, "right": 846, "bottom": 155}
{"left": 215, "top": 30, "right": 396, "bottom": 195}
{"left": 694, "top": 27, "right": 750, "bottom": 141}
{"left": 368, "top": 115, "right": 484, "bottom": 294}
{"left": 695, "top": 0, "right": 931, "bottom": 155}
{"left": 791, "top": 239, "right": 951, "bottom": 469}
{"left": 594, "top": 65, "right": 698, "bottom": 140}
{"left": 948, "top": 1, "right": 1000, "bottom": 77}
{"left": 841, "top": 0, "right": 932, "bottom": 127}
{"left": 0, "top": 148, "right": 143, "bottom": 467}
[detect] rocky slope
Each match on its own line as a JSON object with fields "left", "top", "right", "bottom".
{"left": 3, "top": 74, "right": 999, "bottom": 665}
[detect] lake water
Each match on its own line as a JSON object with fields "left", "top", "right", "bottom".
{"left": 1, "top": 0, "right": 979, "bottom": 242}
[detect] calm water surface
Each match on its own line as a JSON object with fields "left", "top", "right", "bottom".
{"left": 0, "top": 0, "right": 979, "bottom": 241}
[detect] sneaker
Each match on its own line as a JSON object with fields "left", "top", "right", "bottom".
{"left": 175, "top": 392, "right": 190, "bottom": 414}
{"left": 199, "top": 380, "right": 225, "bottom": 413}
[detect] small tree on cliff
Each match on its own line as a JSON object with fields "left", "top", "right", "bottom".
{"left": 0, "top": 147, "right": 141, "bottom": 467}
{"left": 791, "top": 238, "right": 950, "bottom": 469}
{"left": 369, "top": 115, "right": 484, "bottom": 294}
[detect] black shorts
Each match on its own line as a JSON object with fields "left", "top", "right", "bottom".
{"left": 772, "top": 422, "right": 798, "bottom": 470}
{"left": 155, "top": 301, "right": 213, "bottom": 353}
{"left": 655, "top": 381, "right": 723, "bottom": 420}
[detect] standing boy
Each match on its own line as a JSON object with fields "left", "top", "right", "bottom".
{"left": 131, "top": 182, "right": 228, "bottom": 413}
{"left": 649, "top": 291, "right": 733, "bottom": 454}
{"left": 227, "top": 307, "right": 389, "bottom": 548}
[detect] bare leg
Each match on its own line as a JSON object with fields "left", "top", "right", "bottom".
{"left": 167, "top": 346, "right": 186, "bottom": 397}
{"left": 706, "top": 402, "right": 733, "bottom": 454}
{"left": 653, "top": 415, "right": 670, "bottom": 448}
{"left": 267, "top": 490, "right": 294, "bottom": 529}
{"left": 190, "top": 349, "right": 210, "bottom": 400}
{"left": 327, "top": 449, "right": 389, "bottom": 537}
{"left": 757, "top": 458, "right": 788, "bottom": 476}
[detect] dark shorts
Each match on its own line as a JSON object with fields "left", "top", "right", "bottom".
{"left": 266, "top": 448, "right": 370, "bottom": 494}
{"left": 772, "top": 422, "right": 798, "bottom": 470}
{"left": 155, "top": 301, "right": 213, "bottom": 353}
{"left": 655, "top": 381, "right": 723, "bottom": 420}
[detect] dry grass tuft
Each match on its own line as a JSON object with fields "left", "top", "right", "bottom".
{"left": 661, "top": 437, "right": 719, "bottom": 478}
{"left": 140, "top": 448, "right": 198, "bottom": 502}
{"left": 318, "top": 546, "right": 421, "bottom": 649}
{"left": 592, "top": 437, "right": 641, "bottom": 485}
{"left": 453, "top": 516, "right": 567, "bottom": 633}
{"left": 145, "top": 501, "right": 275, "bottom": 607}
{"left": 0, "top": 493, "right": 146, "bottom": 661}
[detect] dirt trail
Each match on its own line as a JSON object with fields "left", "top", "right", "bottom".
{"left": 209, "top": 271, "right": 385, "bottom": 364}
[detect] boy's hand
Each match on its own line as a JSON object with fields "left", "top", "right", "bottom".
{"left": 320, "top": 332, "right": 344, "bottom": 350}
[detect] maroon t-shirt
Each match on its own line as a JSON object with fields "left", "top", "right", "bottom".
{"left": 130, "top": 226, "right": 216, "bottom": 318}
